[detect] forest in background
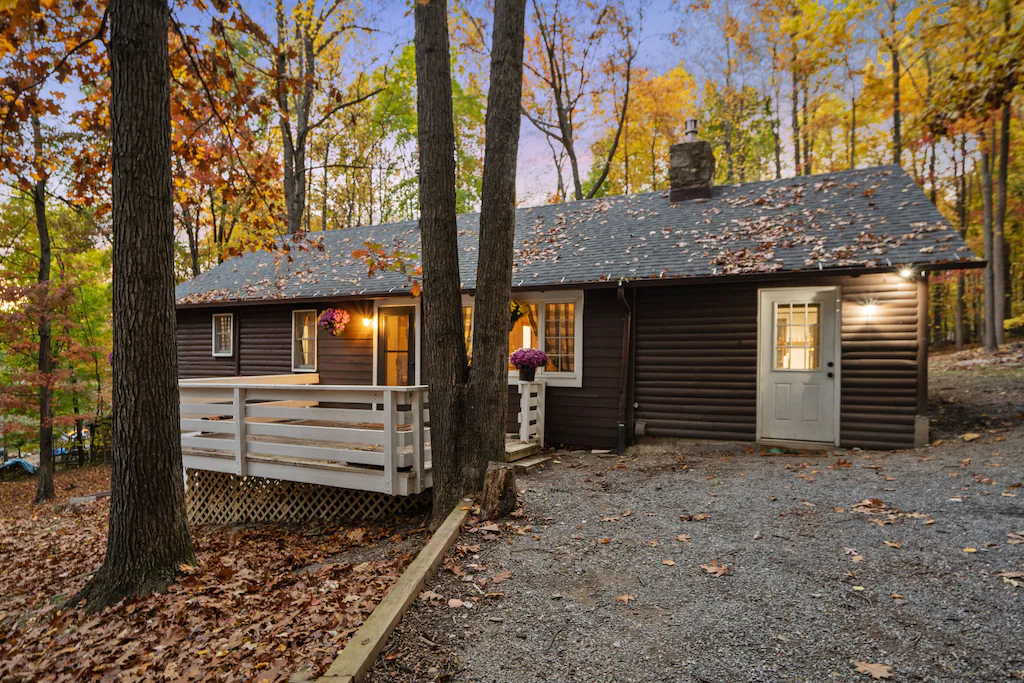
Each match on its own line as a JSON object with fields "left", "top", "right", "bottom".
{"left": 1, "top": 0, "right": 1021, "bottom": 456}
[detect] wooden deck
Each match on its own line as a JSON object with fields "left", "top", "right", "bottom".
{"left": 180, "top": 375, "right": 546, "bottom": 496}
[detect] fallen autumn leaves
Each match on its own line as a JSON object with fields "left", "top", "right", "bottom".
{"left": 0, "top": 466, "right": 427, "bottom": 682}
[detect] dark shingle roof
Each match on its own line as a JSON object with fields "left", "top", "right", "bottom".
{"left": 175, "top": 165, "right": 978, "bottom": 305}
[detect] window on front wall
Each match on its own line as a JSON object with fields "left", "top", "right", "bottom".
{"left": 212, "top": 313, "right": 233, "bottom": 357}
{"left": 774, "top": 302, "right": 820, "bottom": 370}
{"left": 544, "top": 302, "right": 575, "bottom": 372}
{"left": 462, "top": 293, "right": 582, "bottom": 387}
{"left": 292, "top": 310, "right": 317, "bottom": 371}
{"left": 463, "top": 305, "right": 473, "bottom": 360}
{"left": 507, "top": 303, "right": 540, "bottom": 369}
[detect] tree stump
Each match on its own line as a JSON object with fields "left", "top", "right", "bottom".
{"left": 481, "top": 463, "right": 517, "bottom": 520}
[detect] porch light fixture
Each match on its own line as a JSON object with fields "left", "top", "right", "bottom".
{"left": 899, "top": 267, "right": 913, "bottom": 279}
{"left": 362, "top": 317, "right": 372, "bottom": 327}
{"left": 863, "top": 304, "right": 878, "bottom": 318}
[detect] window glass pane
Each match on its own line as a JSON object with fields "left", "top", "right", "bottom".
{"left": 544, "top": 302, "right": 575, "bottom": 373}
{"left": 214, "top": 315, "right": 232, "bottom": 354}
{"left": 508, "top": 303, "right": 539, "bottom": 370}
{"left": 294, "top": 311, "right": 316, "bottom": 369}
{"left": 463, "top": 306, "right": 473, "bottom": 359}
{"left": 791, "top": 306, "right": 806, "bottom": 327}
{"left": 386, "top": 352, "right": 409, "bottom": 385}
{"left": 774, "top": 302, "right": 821, "bottom": 371}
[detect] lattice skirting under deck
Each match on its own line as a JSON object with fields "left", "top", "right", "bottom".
{"left": 185, "top": 469, "right": 432, "bottom": 526}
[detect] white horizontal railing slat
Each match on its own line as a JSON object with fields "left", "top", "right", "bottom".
{"left": 179, "top": 380, "right": 432, "bottom": 496}
{"left": 246, "top": 421, "right": 386, "bottom": 445}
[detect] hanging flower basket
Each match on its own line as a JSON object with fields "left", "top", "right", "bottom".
{"left": 509, "top": 347, "right": 547, "bottom": 381}
{"left": 318, "top": 308, "right": 351, "bottom": 336}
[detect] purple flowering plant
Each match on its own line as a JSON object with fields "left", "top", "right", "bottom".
{"left": 318, "top": 308, "right": 351, "bottom": 336}
{"left": 509, "top": 347, "right": 548, "bottom": 370}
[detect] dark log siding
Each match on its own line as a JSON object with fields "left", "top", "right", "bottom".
{"left": 177, "top": 272, "right": 923, "bottom": 451}
{"left": 839, "top": 276, "right": 920, "bottom": 449}
{"left": 318, "top": 303, "right": 374, "bottom": 385}
{"left": 507, "top": 289, "right": 625, "bottom": 450}
{"left": 633, "top": 283, "right": 758, "bottom": 441}
{"left": 177, "top": 303, "right": 376, "bottom": 381}
{"left": 176, "top": 308, "right": 240, "bottom": 379}
{"left": 632, "top": 273, "right": 923, "bottom": 449}
{"left": 238, "top": 306, "right": 292, "bottom": 376}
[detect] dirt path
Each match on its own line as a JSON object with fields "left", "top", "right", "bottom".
{"left": 369, "top": 367, "right": 1024, "bottom": 682}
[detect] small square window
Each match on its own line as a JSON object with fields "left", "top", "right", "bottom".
{"left": 212, "top": 314, "right": 233, "bottom": 357}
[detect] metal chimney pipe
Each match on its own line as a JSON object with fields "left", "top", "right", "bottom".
{"left": 684, "top": 118, "right": 698, "bottom": 142}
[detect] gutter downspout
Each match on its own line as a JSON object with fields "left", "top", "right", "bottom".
{"left": 616, "top": 283, "right": 632, "bottom": 456}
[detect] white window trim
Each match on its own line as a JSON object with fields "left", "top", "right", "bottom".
{"left": 291, "top": 309, "right": 318, "bottom": 373}
{"left": 463, "top": 290, "right": 584, "bottom": 389}
{"left": 371, "top": 298, "right": 422, "bottom": 386}
{"left": 211, "top": 313, "right": 233, "bottom": 357}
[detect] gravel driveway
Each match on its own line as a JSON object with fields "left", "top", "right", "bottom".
{"left": 369, "top": 367, "right": 1024, "bottom": 683}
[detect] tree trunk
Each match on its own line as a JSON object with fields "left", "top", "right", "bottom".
{"left": 791, "top": 69, "right": 801, "bottom": 176}
{"left": 980, "top": 127, "right": 997, "bottom": 352}
{"left": 955, "top": 135, "right": 967, "bottom": 350}
{"left": 78, "top": 0, "right": 195, "bottom": 611}
{"left": 798, "top": 78, "right": 806, "bottom": 175}
{"left": 481, "top": 463, "right": 517, "bottom": 520}
{"left": 850, "top": 95, "right": 856, "bottom": 169}
{"left": 276, "top": 2, "right": 301, "bottom": 235}
{"left": 467, "top": 0, "right": 527, "bottom": 491}
{"left": 415, "top": 0, "right": 469, "bottom": 529}
{"left": 993, "top": 103, "right": 1009, "bottom": 344}
{"left": 31, "top": 112, "right": 54, "bottom": 504}
{"left": 890, "top": 0, "right": 901, "bottom": 166}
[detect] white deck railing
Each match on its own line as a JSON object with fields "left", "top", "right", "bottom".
{"left": 517, "top": 380, "right": 545, "bottom": 446}
{"left": 179, "top": 375, "right": 430, "bottom": 496}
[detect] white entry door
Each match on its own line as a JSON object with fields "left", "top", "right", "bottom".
{"left": 758, "top": 287, "right": 840, "bottom": 444}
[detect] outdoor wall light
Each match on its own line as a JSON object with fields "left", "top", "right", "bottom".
{"left": 362, "top": 317, "right": 372, "bottom": 327}
{"left": 899, "top": 268, "right": 913, "bottom": 278}
{"left": 863, "top": 304, "right": 878, "bottom": 317}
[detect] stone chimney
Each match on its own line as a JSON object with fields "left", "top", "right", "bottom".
{"left": 669, "top": 118, "right": 715, "bottom": 201}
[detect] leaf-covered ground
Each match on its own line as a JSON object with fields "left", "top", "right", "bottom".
{"left": 0, "top": 465, "right": 429, "bottom": 682}
{"left": 369, "top": 366, "right": 1024, "bottom": 682}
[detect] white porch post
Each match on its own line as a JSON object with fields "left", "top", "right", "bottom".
{"left": 411, "top": 389, "right": 425, "bottom": 494}
{"left": 519, "top": 382, "right": 531, "bottom": 442}
{"left": 535, "top": 381, "right": 545, "bottom": 447}
{"left": 233, "top": 387, "right": 247, "bottom": 476}
{"left": 383, "top": 390, "right": 397, "bottom": 495}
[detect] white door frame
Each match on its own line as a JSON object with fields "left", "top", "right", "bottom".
{"left": 755, "top": 286, "right": 842, "bottom": 446}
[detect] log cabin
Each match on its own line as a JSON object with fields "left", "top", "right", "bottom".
{"left": 174, "top": 129, "right": 981, "bottom": 513}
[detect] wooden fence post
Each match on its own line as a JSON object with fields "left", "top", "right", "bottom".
{"left": 411, "top": 389, "right": 425, "bottom": 494}
{"left": 233, "top": 387, "right": 247, "bottom": 476}
{"left": 383, "top": 390, "right": 397, "bottom": 495}
{"left": 519, "top": 382, "right": 531, "bottom": 443}
{"left": 536, "top": 381, "right": 545, "bottom": 447}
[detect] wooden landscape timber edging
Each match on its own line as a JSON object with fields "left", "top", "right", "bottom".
{"left": 315, "top": 503, "right": 472, "bottom": 683}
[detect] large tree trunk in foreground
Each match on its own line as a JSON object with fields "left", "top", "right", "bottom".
{"left": 32, "top": 112, "right": 54, "bottom": 503}
{"left": 79, "top": 0, "right": 195, "bottom": 611}
{"left": 466, "top": 0, "right": 527, "bottom": 491}
{"left": 415, "top": 0, "right": 468, "bottom": 529}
